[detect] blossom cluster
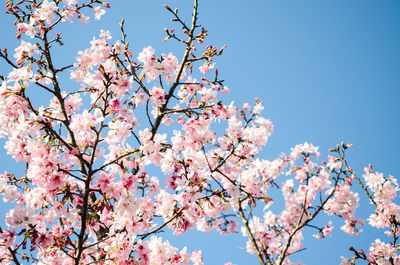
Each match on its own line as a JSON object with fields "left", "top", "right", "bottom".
{"left": 340, "top": 167, "right": 400, "bottom": 265}
{"left": 0, "top": 1, "right": 397, "bottom": 265}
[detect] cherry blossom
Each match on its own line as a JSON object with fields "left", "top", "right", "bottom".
{"left": 33, "top": 0, "right": 58, "bottom": 24}
{"left": 0, "top": 1, "right": 397, "bottom": 265}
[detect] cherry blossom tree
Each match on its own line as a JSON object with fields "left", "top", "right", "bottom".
{"left": 0, "top": 0, "right": 398, "bottom": 264}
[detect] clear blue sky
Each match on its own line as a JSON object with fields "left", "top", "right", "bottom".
{"left": 0, "top": 1, "right": 399, "bottom": 264}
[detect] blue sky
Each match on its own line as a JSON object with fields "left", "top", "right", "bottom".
{"left": 0, "top": 0, "right": 399, "bottom": 264}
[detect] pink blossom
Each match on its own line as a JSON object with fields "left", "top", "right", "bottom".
{"left": 191, "top": 250, "right": 203, "bottom": 265}
{"left": 8, "top": 66, "right": 33, "bottom": 85}
{"left": 290, "top": 142, "right": 320, "bottom": 158}
{"left": 367, "top": 239, "right": 398, "bottom": 264}
{"left": 33, "top": 0, "right": 58, "bottom": 24}
{"left": 150, "top": 86, "right": 166, "bottom": 107}
{"left": 79, "top": 14, "right": 90, "bottom": 24}
{"left": 221, "top": 86, "right": 230, "bottom": 94}
{"left": 199, "top": 62, "right": 214, "bottom": 74}
{"left": 94, "top": 6, "right": 106, "bottom": 20}
{"left": 60, "top": 7, "right": 78, "bottom": 23}
{"left": 17, "top": 22, "right": 36, "bottom": 38}
{"left": 5, "top": 206, "right": 35, "bottom": 229}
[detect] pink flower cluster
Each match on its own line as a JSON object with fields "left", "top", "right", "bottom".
{"left": 138, "top": 47, "right": 179, "bottom": 83}
{"left": 0, "top": 1, "right": 397, "bottom": 265}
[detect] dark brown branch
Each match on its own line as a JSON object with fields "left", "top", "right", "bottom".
{"left": 140, "top": 207, "right": 186, "bottom": 241}
{"left": 238, "top": 201, "right": 270, "bottom": 265}
{"left": 150, "top": 0, "right": 199, "bottom": 140}
{"left": 0, "top": 227, "right": 21, "bottom": 265}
